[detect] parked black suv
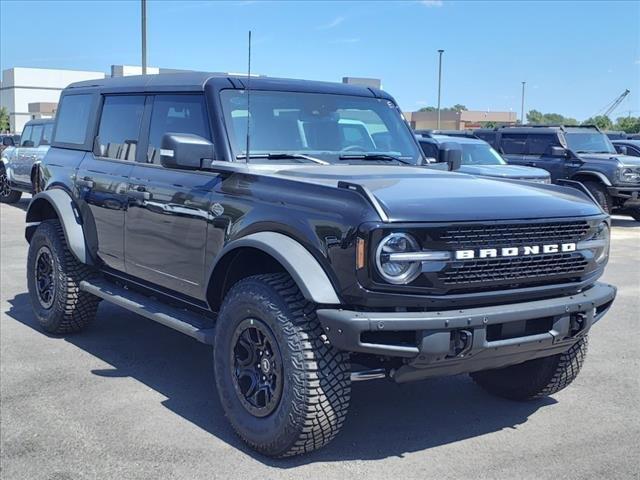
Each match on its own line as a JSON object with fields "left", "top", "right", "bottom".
{"left": 25, "top": 73, "right": 616, "bottom": 457}
{"left": 474, "top": 125, "right": 640, "bottom": 220}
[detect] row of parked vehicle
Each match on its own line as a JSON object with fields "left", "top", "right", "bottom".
{"left": 0, "top": 73, "right": 622, "bottom": 457}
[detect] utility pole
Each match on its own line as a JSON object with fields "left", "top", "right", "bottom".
{"left": 141, "top": 0, "right": 147, "bottom": 74}
{"left": 437, "top": 49, "right": 444, "bottom": 129}
{"left": 520, "top": 81, "right": 526, "bottom": 124}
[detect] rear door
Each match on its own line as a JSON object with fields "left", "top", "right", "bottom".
{"left": 76, "top": 95, "right": 145, "bottom": 271}
{"left": 14, "top": 124, "right": 39, "bottom": 185}
{"left": 523, "top": 133, "right": 567, "bottom": 181}
{"left": 499, "top": 133, "right": 527, "bottom": 165}
{"left": 125, "top": 93, "right": 215, "bottom": 300}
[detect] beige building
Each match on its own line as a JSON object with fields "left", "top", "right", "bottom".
{"left": 404, "top": 109, "right": 518, "bottom": 131}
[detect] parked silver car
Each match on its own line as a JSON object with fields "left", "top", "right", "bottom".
{"left": 1, "top": 118, "right": 53, "bottom": 203}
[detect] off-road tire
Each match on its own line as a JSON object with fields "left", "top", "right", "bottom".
{"left": 583, "top": 181, "right": 612, "bottom": 214}
{"left": 0, "top": 169, "right": 22, "bottom": 203}
{"left": 470, "top": 337, "right": 588, "bottom": 401}
{"left": 213, "top": 272, "right": 351, "bottom": 457}
{"left": 627, "top": 209, "right": 640, "bottom": 222}
{"left": 27, "top": 219, "right": 100, "bottom": 334}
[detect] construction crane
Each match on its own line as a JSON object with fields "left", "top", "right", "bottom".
{"left": 595, "top": 89, "right": 631, "bottom": 117}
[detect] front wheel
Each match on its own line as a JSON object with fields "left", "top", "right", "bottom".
{"left": 0, "top": 169, "right": 22, "bottom": 203}
{"left": 213, "top": 273, "right": 351, "bottom": 457}
{"left": 470, "top": 337, "right": 588, "bottom": 401}
{"left": 583, "top": 181, "right": 612, "bottom": 214}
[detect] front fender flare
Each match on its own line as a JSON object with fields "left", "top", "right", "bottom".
{"left": 572, "top": 170, "right": 612, "bottom": 186}
{"left": 25, "top": 189, "right": 92, "bottom": 265}
{"left": 211, "top": 232, "right": 341, "bottom": 305}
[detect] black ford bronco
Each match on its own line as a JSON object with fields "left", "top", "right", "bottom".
{"left": 474, "top": 125, "right": 640, "bottom": 220}
{"left": 25, "top": 73, "right": 616, "bottom": 457}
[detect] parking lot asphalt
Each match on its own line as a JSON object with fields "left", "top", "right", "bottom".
{"left": 1, "top": 195, "right": 639, "bottom": 480}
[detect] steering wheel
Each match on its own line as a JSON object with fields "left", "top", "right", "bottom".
{"left": 342, "top": 145, "right": 368, "bottom": 152}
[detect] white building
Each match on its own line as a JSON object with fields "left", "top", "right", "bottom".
{"left": 0, "top": 67, "right": 106, "bottom": 133}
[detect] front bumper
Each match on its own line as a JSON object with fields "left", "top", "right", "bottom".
{"left": 608, "top": 186, "right": 640, "bottom": 208}
{"left": 317, "top": 282, "right": 616, "bottom": 382}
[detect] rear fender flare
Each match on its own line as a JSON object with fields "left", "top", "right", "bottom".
{"left": 25, "top": 189, "right": 93, "bottom": 265}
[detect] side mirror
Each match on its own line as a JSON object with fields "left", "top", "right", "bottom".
{"left": 2, "top": 137, "right": 13, "bottom": 146}
{"left": 615, "top": 145, "right": 628, "bottom": 155}
{"left": 22, "top": 140, "right": 35, "bottom": 148}
{"left": 550, "top": 146, "right": 567, "bottom": 158}
{"left": 438, "top": 142, "right": 463, "bottom": 171}
{"left": 160, "top": 133, "right": 215, "bottom": 169}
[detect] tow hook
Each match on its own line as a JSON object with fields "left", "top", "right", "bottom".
{"left": 450, "top": 329, "right": 473, "bottom": 357}
{"left": 570, "top": 312, "right": 588, "bottom": 336}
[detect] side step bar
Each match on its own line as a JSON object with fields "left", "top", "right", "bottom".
{"left": 79, "top": 279, "right": 215, "bottom": 345}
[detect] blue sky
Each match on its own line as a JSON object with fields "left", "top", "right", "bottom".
{"left": 1, "top": 0, "right": 638, "bottom": 120}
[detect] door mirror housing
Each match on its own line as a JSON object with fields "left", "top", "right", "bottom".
{"left": 614, "top": 145, "right": 628, "bottom": 155}
{"left": 438, "top": 142, "right": 463, "bottom": 171}
{"left": 160, "top": 133, "right": 215, "bottom": 169}
{"left": 550, "top": 146, "right": 567, "bottom": 158}
{"left": 2, "top": 137, "right": 13, "bottom": 146}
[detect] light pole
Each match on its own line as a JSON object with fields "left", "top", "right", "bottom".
{"left": 520, "top": 81, "right": 526, "bottom": 124}
{"left": 437, "top": 49, "right": 444, "bottom": 129}
{"left": 141, "top": 0, "right": 147, "bottom": 74}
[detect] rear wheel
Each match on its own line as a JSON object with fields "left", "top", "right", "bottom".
{"left": 213, "top": 273, "right": 351, "bottom": 457}
{"left": 27, "top": 219, "right": 100, "bottom": 333}
{"left": 470, "top": 337, "right": 588, "bottom": 401}
{"left": 583, "top": 181, "right": 612, "bottom": 214}
{"left": 0, "top": 169, "right": 22, "bottom": 203}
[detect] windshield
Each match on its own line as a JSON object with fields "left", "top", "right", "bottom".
{"left": 564, "top": 130, "right": 616, "bottom": 154}
{"left": 220, "top": 90, "right": 423, "bottom": 164}
{"left": 460, "top": 142, "right": 506, "bottom": 165}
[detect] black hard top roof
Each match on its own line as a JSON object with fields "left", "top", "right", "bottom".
{"left": 489, "top": 125, "right": 600, "bottom": 133}
{"left": 24, "top": 118, "right": 55, "bottom": 126}
{"left": 65, "top": 72, "right": 392, "bottom": 99}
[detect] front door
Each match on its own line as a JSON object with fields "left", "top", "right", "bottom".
{"left": 124, "top": 93, "right": 215, "bottom": 300}
{"left": 76, "top": 94, "right": 145, "bottom": 271}
{"left": 522, "top": 133, "right": 567, "bottom": 181}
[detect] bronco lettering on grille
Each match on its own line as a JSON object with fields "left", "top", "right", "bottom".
{"left": 455, "top": 242, "right": 577, "bottom": 260}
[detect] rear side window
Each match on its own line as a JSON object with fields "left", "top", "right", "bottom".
{"left": 501, "top": 134, "right": 527, "bottom": 154}
{"left": 96, "top": 96, "right": 146, "bottom": 161}
{"left": 41, "top": 123, "right": 53, "bottom": 145}
{"left": 527, "top": 134, "right": 558, "bottom": 155}
{"left": 31, "top": 125, "right": 44, "bottom": 147}
{"left": 20, "top": 126, "right": 33, "bottom": 146}
{"left": 475, "top": 132, "right": 497, "bottom": 147}
{"left": 54, "top": 94, "right": 94, "bottom": 145}
{"left": 146, "top": 94, "right": 209, "bottom": 164}
{"left": 419, "top": 141, "right": 439, "bottom": 159}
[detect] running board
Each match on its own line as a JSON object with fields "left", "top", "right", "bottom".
{"left": 79, "top": 279, "right": 215, "bottom": 344}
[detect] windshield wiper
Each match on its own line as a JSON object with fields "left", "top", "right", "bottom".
{"left": 338, "top": 153, "right": 412, "bottom": 165}
{"left": 236, "top": 152, "right": 329, "bottom": 165}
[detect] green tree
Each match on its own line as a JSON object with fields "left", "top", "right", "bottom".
{"left": 526, "top": 109, "right": 577, "bottom": 125}
{"left": 613, "top": 116, "right": 640, "bottom": 134}
{"left": 583, "top": 115, "right": 613, "bottom": 130}
{"left": 418, "top": 106, "right": 437, "bottom": 112}
{"left": 0, "top": 107, "right": 9, "bottom": 132}
{"left": 451, "top": 104, "right": 467, "bottom": 112}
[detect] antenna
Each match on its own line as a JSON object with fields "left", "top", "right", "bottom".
{"left": 244, "top": 30, "right": 252, "bottom": 163}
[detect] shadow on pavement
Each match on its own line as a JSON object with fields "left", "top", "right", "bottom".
{"left": 611, "top": 217, "right": 639, "bottom": 228}
{"left": 6, "top": 292, "right": 555, "bottom": 467}
{"left": 1, "top": 196, "right": 31, "bottom": 213}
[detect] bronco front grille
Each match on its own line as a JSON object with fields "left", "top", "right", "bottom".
{"left": 438, "top": 221, "right": 590, "bottom": 249}
{"left": 439, "top": 252, "right": 589, "bottom": 286}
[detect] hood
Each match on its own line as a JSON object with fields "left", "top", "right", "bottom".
{"left": 579, "top": 153, "right": 640, "bottom": 167}
{"left": 458, "top": 164, "right": 550, "bottom": 179}
{"left": 269, "top": 165, "right": 601, "bottom": 222}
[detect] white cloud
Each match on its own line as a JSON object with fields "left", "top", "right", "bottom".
{"left": 329, "top": 37, "right": 360, "bottom": 44}
{"left": 420, "top": 0, "right": 444, "bottom": 7}
{"left": 317, "top": 16, "right": 346, "bottom": 30}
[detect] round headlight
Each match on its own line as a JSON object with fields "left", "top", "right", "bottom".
{"left": 375, "top": 233, "right": 422, "bottom": 284}
{"left": 619, "top": 167, "right": 640, "bottom": 183}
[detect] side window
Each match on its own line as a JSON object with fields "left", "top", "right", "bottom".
{"left": 41, "top": 123, "right": 53, "bottom": 146}
{"left": 527, "top": 134, "right": 558, "bottom": 155}
{"left": 96, "top": 96, "right": 146, "bottom": 161}
{"left": 626, "top": 145, "right": 640, "bottom": 157}
{"left": 476, "top": 132, "right": 497, "bottom": 147}
{"left": 54, "top": 94, "right": 94, "bottom": 145}
{"left": 501, "top": 134, "right": 527, "bottom": 154}
{"left": 146, "top": 94, "right": 209, "bottom": 164}
{"left": 419, "top": 141, "right": 439, "bottom": 159}
{"left": 30, "top": 125, "right": 44, "bottom": 147}
{"left": 20, "top": 126, "right": 33, "bottom": 146}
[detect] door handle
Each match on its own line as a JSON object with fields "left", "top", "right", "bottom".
{"left": 129, "top": 186, "right": 151, "bottom": 200}
{"left": 77, "top": 176, "right": 95, "bottom": 188}
{"left": 525, "top": 162, "right": 537, "bottom": 167}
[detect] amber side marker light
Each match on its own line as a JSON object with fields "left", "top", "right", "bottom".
{"left": 356, "top": 238, "right": 366, "bottom": 269}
